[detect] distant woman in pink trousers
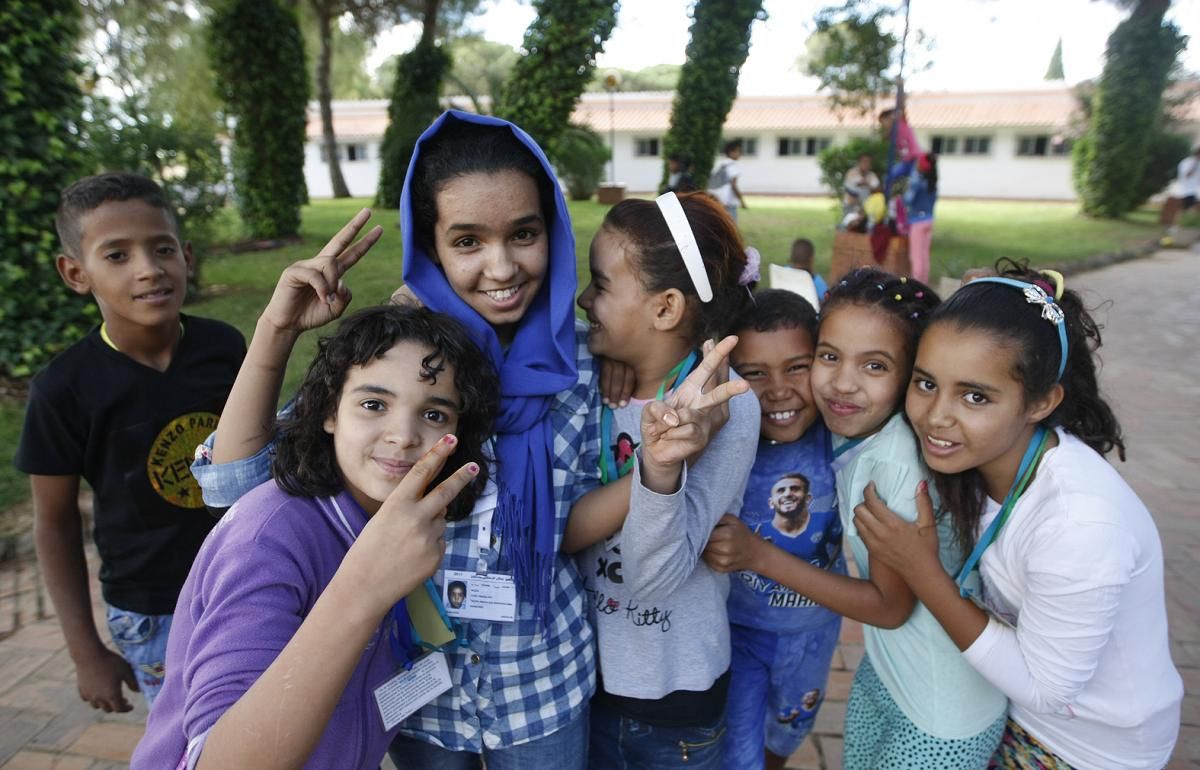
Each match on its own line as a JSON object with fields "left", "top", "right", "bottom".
{"left": 903, "top": 152, "right": 938, "bottom": 282}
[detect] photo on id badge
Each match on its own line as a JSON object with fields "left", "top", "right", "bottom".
{"left": 442, "top": 569, "right": 517, "bottom": 622}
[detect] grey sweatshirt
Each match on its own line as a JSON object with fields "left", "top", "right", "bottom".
{"left": 581, "top": 388, "right": 760, "bottom": 700}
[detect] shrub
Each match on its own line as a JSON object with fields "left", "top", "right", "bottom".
{"left": 661, "top": 0, "right": 766, "bottom": 189}
{"left": 208, "top": 0, "right": 309, "bottom": 238}
{"left": 1074, "top": 7, "right": 1185, "bottom": 218}
{"left": 548, "top": 124, "right": 610, "bottom": 201}
{"left": 494, "top": 0, "right": 618, "bottom": 151}
{"left": 0, "top": 0, "right": 95, "bottom": 378}
{"left": 376, "top": 42, "right": 451, "bottom": 209}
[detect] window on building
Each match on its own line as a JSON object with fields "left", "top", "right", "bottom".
{"left": 931, "top": 136, "right": 959, "bottom": 155}
{"left": 320, "top": 143, "right": 369, "bottom": 163}
{"left": 807, "top": 137, "right": 832, "bottom": 156}
{"left": 723, "top": 137, "right": 758, "bottom": 157}
{"left": 1016, "top": 135, "right": 1073, "bottom": 157}
{"left": 778, "top": 137, "right": 832, "bottom": 157}
{"left": 1017, "top": 135, "right": 1050, "bottom": 156}
{"left": 962, "top": 136, "right": 991, "bottom": 155}
{"left": 634, "top": 137, "right": 660, "bottom": 157}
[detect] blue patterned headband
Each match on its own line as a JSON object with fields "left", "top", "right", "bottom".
{"left": 970, "top": 276, "right": 1069, "bottom": 381}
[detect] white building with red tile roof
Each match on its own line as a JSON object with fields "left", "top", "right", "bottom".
{"left": 304, "top": 87, "right": 1200, "bottom": 201}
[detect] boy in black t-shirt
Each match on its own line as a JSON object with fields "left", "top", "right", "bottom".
{"left": 14, "top": 173, "right": 245, "bottom": 714}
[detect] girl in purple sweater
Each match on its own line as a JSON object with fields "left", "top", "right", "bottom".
{"left": 132, "top": 304, "right": 498, "bottom": 769}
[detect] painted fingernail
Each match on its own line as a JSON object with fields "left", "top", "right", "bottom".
{"left": 443, "top": 435, "right": 457, "bottom": 446}
{"left": 467, "top": 463, "right": 480, "bottom": 474}
{"left": 918, "top": 480, "right": 927, "bottom": 493}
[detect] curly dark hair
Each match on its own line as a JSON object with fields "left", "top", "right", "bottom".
{"left": 602, "top": 192, "right": 755, "bottom": 344}
{"left": 821, "top": 267, "right": 942, "bottom": 364}
{"left": 926, "top": 258, "right": 1126, "bottom": 552}
{"left": 272, "top": 304, "right": 499, "bottom": 521}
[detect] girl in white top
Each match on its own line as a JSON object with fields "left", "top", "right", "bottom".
{"left": 855, "top": 261, "right": 1183, "bottom": 770}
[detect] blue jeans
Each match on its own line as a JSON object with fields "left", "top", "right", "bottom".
{"left": 389, "top": 705, "right": 588, "bottom": 770}
{"left": 105, "top": 605, "right": 172, "bottom": 708}
{"left": 723, "top": 618, "right": 841, "bottom": 770}
{"left": 588, "top": 699, "right": 726, "bottom": 770}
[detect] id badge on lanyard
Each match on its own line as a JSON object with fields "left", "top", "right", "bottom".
{"left": 441, "top": 481, "right": 517, "bottom": 623}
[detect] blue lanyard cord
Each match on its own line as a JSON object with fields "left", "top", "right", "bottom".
{"left": 387, "top": 578, "right": 463, "bottom": 669}
{"left": 955, "top": 426, "right": 1050, "bottom": 597}
{"left": 599, "top": 351, "right": 699, "bottom": 485}
{"left": 387, "top": 603, "right": 416, "bottom": 670}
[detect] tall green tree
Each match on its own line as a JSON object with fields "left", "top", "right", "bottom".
{"left": 0, "top": 0, "right": 93, "bottom": 377}
{"left": 209, "top": 0, "right": 310, "bottom": 238}
{"left": 801, "top": 1, "right": 900, "bottom": 116}
{"left": 1044, "top": 37, "right": 1065, "bottom": 80}
{"left": 662, "top": 0, "right": 765, "bottom": 188}
{"left": 1074, "top": 0, "right": 1186, "bottom": 217}
{"left": 494, "top": 0, "right": 620, "bottom": 150}
{"left": 377, "top": 1, "right": 447, "bottom": 208}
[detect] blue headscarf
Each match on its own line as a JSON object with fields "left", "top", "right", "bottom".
{"left": 400, "top": 111, "right": 578, "bottom": 622}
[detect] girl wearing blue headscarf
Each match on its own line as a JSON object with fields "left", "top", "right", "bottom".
{"left": 181, "top": 111, "right": 601, "bottom": 769}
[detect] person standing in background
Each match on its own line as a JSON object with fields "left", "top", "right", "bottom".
{"left": 709, "top": 140, "right": 748, "bottom": 223}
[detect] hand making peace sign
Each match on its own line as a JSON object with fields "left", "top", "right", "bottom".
{"left": 639, "top": 335, "right": 750, "bottom": 490}
{"left": 260, "top": 208, "right": 383, "bottom": 335}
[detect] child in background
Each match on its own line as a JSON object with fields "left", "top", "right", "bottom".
{"left": 703, "top": 289, "right": 845, "bottom": 770}
{"left": 660, "top": 152, "right": 698, "bottom": 195}
{"left": 134, "top": 305, "right": 496, "bottom": 769}
{"left": 790, "top": 238, "right": 828, "bottom": 298}
{"left": 854, "top": 262, "right": 1182, "bottom": 769}
{"left": 567, "top": 192, "right": 761, "bottom": 769}
{"left": 709, "top": 139, "right": 749, "bottom": 223}
{"left": 14, "top": 173, "right": 245, "bottom": 713}
{"left": 767, "top": 240, "right": 825, "bottom": 311}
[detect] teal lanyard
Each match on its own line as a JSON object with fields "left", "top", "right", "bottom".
{"left": 955, "top": 426, "right": 1050, "bottom": 596}
{"left": 832, "top": 435, "right": 866, "bottom": 460}
{"left": 599, "top": 351, "right": 699, "bottom": 485}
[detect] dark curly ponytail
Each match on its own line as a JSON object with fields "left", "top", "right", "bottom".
{"left": 929, "top": 258, "right": 1125, "bottom": 551}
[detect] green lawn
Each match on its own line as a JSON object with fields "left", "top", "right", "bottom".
{"left": 0, "top": 194, "right": 1183, "bottom": 514}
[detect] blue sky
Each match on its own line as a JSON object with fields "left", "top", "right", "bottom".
{"left": 370, "top": 0, "right": 1200, "bottom": 94}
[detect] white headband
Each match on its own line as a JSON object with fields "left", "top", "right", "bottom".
{"left": 655, "top": 192, "right": 713, "bottom": 303}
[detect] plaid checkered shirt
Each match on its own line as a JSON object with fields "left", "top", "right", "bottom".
{"left": 191, "top": 323, "right": 601, "bottom": 752}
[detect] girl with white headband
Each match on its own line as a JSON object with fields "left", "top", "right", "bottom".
{"left": 854, "top": 260, "right": 1182, "bottom": 769}
{"left": 564, "top": 192, "right": 761, "bottom": 768}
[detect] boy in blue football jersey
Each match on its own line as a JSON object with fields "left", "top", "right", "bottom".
{"left": 704, "top": 290, "right": 845, "bottom": 770}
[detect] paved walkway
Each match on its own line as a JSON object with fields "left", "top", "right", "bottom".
{"left": 0, "top": 247, "right": 1196, "bottom": 769}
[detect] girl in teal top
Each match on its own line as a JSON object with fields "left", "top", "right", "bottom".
{"left": 807, "top": 268, "right": 1005, "bottom": 768}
